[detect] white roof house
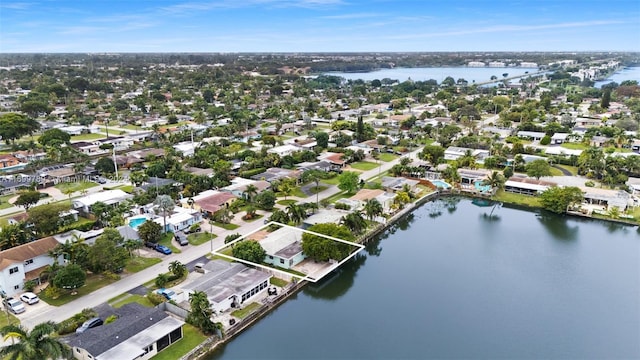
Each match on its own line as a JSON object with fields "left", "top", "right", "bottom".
{"left": 72, "top": 190, "right": 133, "bottom": 213}
{"left": 267, "top": 144, "right": 300, "bottom": 157}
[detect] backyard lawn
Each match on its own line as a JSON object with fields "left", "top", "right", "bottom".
{"left": 231, "top": 302, "right": 261, "bottom": 319}
{"left": 187, "top": 232, "right": 216, "bottom": 245}
{"left": 270, "top": 277, "right": 289, "bottom": 287}
{"left": 150, "top": 324, "right": 207, "bottom": 360}
{"left": 492, "top": 190, "right": 541, "bottom": 208}
{"left": 55, "top": 181, "right": 99, "bottom": 194}
{"left": 125, "top": 256, "right": 162, "bottom": 273}
{"left": 350, "top": 161, "right": 379, "bottom": 171}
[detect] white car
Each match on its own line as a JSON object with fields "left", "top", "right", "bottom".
{"left": 20, "top": 292, "right": 39, "bottom": 305}
{"left": 3, "top": 298, "right": 25, "bottom": 314}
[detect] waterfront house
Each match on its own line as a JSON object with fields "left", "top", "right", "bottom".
{"left": 183, "top": 260, "right": 271, "bottom": 313}
{"left": 380, "top": 176, "right": 419, "bottom": 193}
{"left": 580, "top": 187, "right": 632, "bottom": 211}
{"left": 504, "top": 177, "right": 556, "bottom": 196}
{"left": 0, "top": 237, "right": 60, "bottom": 296}
{"left": 258, "top": 227, "right": 305, "bottom": 270}
{"left": 68, "top": 303, "right": 184, "bottom": 360}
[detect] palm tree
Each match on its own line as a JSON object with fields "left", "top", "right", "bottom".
{"left": 286, "top": 203, "right": 306, "bottom": 225}
{"left": 244, "top": 184, "right": 258, "bottom": 203}
{"left": 340, "top": 211, "right": 368, "bottom": 235}
{"left": 0, "top": 321, "right": 72, "bottom": 360}
{"left": 363, "top": 198, "right": 384, "bottom": 221}
{"left": 269, "top": 209, "right": 290, "bottom": 224}
{"left": 483, "top": 171, "right": 506, "bottom": 190}
{"left": 154, "top": 195, "right": 174, "bottom": 233}
{"left": 169, "top": 261, "right": 187, "bottom": 278}
{"left": 123, "top": 239, "right": 141, "bottom": 257}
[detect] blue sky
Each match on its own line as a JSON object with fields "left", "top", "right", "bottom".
{"left": 1, "top": 0, "right": 638, "bottom": 52}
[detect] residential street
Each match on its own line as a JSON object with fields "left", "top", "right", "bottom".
{"left": 19, "top": 147, "right": 423, "bottom": 329}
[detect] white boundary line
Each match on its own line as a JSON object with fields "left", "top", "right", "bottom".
{"left": 212, "top": 221, "right": 365, "bottom": 283}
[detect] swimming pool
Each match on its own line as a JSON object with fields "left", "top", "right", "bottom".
{"left": 128, "top": 216, "right": 148, "bottom": 229}
{"left": 474, "top": 180, "right": 492, "bottom": 193}
{"left": 431, "top": 180, "right": 451, "bottom": 189}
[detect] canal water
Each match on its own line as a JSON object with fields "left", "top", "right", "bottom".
{"left": 324, "top": 67, "right": 536, "bottom": 83}
{"left": 209, "top": 198, "right": 640, "bottom": 359}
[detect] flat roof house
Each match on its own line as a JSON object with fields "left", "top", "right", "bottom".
{"left": 183, "top": 260, "right": 271, "bottom": 314}
{"left": 504, "top": 177, "right": 556, "bottom": 196}
{"left": 0, "top": 237, "right": 60, "bottom": 296}
{"left": 72, "top": 189, "right": 133, "bottom": 214}
{"left": 68, "top": 303, "right": 184, "bottom": 360}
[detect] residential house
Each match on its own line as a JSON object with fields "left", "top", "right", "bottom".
{"left": 303, "top": 210, "right": 346, "bottom": 228}
{"left": 590, "top": 136, "right": 611, "bottom": 147}
{"left": 222, "top": 178, "right": 270, "bottom": 200}
{"left": 250, "top": 168, "right": 302, "bottom": 184}
{"left": 580, "top": 187, "right": 633, "bottom": 211}
{"left": 183, "top": 260, "right": 271, "bottom": 313}
{"left": 346, "top": 188, "right": 396, "bottom": 214}
{"left": 72, "top": 190, "right": 133, "bottom": 215}
{"left": 0, "top": 237, "right": 60, "bottom": 296}
{"left": 152, "top": 207, "right": 201, "bottom": 233}
{"left": 517, "top": 131, "right": 545, "bottom": 141}
{"left": 183, "top": 190, "right": 236, "bottom": 216}
{"left": 380, "top": 176, "right": 419, "bottom": 193}
{"left": 68, "top": 303, "right": 184, "bottom": 360}
{"left": 444, "top": 147, "right": 489, "bottom": 161}
{"left": 504, "top": 177, "right": 556, "bottom": 196}
{"left": 317, "top": 152, "right": 346, "bottom": 168}
{"left": 0, "top": 155, "right": 26, "bottom": 171}
{"left": 138, "top": 177, "right": 180, "bottom": 193}
{"left": 258, "top": 226, "right": 305, "bottom": 270}
{"left": 267, "top": 144, "right": 300, "bottom": 157}
{"left": 551, "top": 133, "right": 570, "bottom": 144}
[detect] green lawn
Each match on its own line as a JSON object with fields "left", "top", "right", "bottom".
{"left": 231, "top": 302, "right": 261, "bottom": 319}
{"left": 159, "top": 232, "right": 181, "bottom": 254}
{"left": 111, "top": 294, "right": 154, "bottom": 308}
{"left": 212, "top": 222, "right": 239, "bottom": 230}
{"left": 378, "top": 153, "right": 398, "bottom": 162}
{"left": 125, "top": 256, "right": 162, "bottom": 273}
{"left": 549, "top": 168, "right": 564, "bottom": 176}
{"left": 0, "top": 312, "right": 19, "bottom": 328}
{"left": 492, "top": 190, "right": 541, "bottom": 208}
{"left": 350, "top": 161, "right": 379, "bottom": 171}
{"left": 290, "top": 187, "right": 308, "bottom": 198}
{"left": 308, "top": 185, "right": 327, "bottom": 194}
{"left": 187, "top": 232, "right": 216, "bottom": 245}
{"left": 39, "top": 274, "right": 119, "bottom": 306}
{"left": 560, "top": 142, "right": 589, "bottom": 150}
{"left": 320, "top": 177, "right": 339, "bottom": 185}
{"left": 0, "top": 194, "right": 17, "bottom": 210}
{"left": 121, "top": 124, "right": 143, "bottom": 130}
{"left": 151, "top": 324, "right": 207, "bottom": 360}
{"left": 556, "top": 165, "right": 578, "bottom": 175}
{"left": 105, "top": 184, "right": 134, "bottom": 193}
{"left": 55, "top": 181, "right": 99, "bottom": 194}
{"left": 325, "top": 191, "right": 351, "bottom": 204}
{"left": 270, "top": 277, "right": 289, "bottom": 287}
{"left": 70, "top": 133, "right": 106, "bottom": 141}
{"left": 276, "top": 199, "right": 297, "bottom": 206}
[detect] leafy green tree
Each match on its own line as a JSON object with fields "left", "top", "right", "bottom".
{"left": 301, "top": 223, "right": 355, "bottom": 262}
{"left": 314, "top": 131, "right": 329, "bottom": 148}
{"left": 420, "top": 145, "right": 445, "bottom": 164}
{"left": 0, "top": 321, "right": 72, "bottom": 360}
{"left": 53, "top": 264, "right": 86, "bottom": 290}
{"left": 224, "top": 233, "right": 242, "bottom": 244}
{"left": 232, "top": 241, "right": 266, "bottom": 263}
{"left": 254, "top": 190, "right": 276, "bottom": 210}
{"left": 129, "top": 171, "right": 149, "bottom": 187}
{"left": 337, "top": 171, "right": 360, "bottom": 194}
{"left": 15, "top": 191, "right": 41, "bottom": 211}
{"left": 95, "top": 157, "right": 115, "bottom": 175}
{"left": 340, "top": 211, "right": 367, "bottom": 235}
{"left": 28, "top": 203, "right": 69, "bottom": 236}
{"left": 268, "top": 209, "right": 290, "bottom": 224}
{"left": 186, "top": 291, "right": 217, "bottom": 334}
{"left": 539, "top": 186, "right": 584, "bottom": 214}
{"left": 0, "top": 223, "right": 31, "bottom": 250}
{"left": 525, "top": 159, "right": 552, "bottom": 180}
{"left": 38, "top": 128, "right": 71, "bottom": 147}
{"left": 138, "top": 220, "right": 162, "bottom": 244}
{"left": 277, "top": 178, "right": 294, "bottom": 200}
{"left": 155, "top": 273, "right": 169, "bottom": 288}
{"left": 85, "top": 229, "right": 127, "bottom": 273}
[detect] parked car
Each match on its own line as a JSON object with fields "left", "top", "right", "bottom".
{"left": 194, "top": 262, "right": 206, "bottom": 274}
{"left": 76, "top": 317, "right": 103, "bottom": 334}
{"left": 19, "top": 292, "right": 39, "bottom": 305}
{"left": 175, "top": 233, "right": 189, "bottom": 246}
{"left": 155, "top": 245, "right": 172, "bottom": 255}
{"left": 156, "top": 288, "right": 176, "bottom": 300}
{"left": 145, "top": 242, "right": 157, "bottom": 249}
{"left": 3, "top": 297, "right": 25, "bottom": 314}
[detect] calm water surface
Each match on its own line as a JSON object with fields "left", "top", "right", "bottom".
{"left": 324, "top": 67, "right": 536, "bottom": 83}
{"left": 209, "top": 198, "right": 640, "bottom": 360}
{"left": 595, "top": 67, "right": 640, "bottom": 88}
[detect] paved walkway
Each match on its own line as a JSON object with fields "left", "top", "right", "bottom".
{"left": 18, "top": 147, "right": 424, "bottom": 329}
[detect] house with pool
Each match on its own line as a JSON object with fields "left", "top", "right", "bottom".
{"left": 128, "top": 206, "right": 201, "bottom": 233}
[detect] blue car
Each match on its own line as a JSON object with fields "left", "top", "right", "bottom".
{"left": 155, "top": 245, "right": 172, "bottom": 255}
{"left": 156, "top": 288, "right": 176, "bottom": 300}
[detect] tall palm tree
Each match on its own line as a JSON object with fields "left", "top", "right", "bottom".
{"left": 363, "top": 198, "right": 384, "bottom": 221}
{"left": 483, "top": 171, "right": 506, "bottom": 190}
{"left": 0, "top": 321, "right": 72, "bottom": 360}
{"left": 154, "top": 195, "right": 175, "bottom": 233}
{"left": 169, "top": 260, "right": 187, "bottom": 278}
{"left": 269, "top": 209, "right": 290, "bottom": 224}
{"left": 244, "top": 184, "right": 258, "bottom": 203}
{"left": 286, "top": 203, "right": 306, "bottom": 225}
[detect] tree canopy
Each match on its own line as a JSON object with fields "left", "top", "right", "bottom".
{"left": 525, "top": 159, "right": 552, "bottom": 180}
{"left": 337, "top": 171, "right": 360, "bottom": 194}
{"left": 301, "top": 223, "right": 355, "bottom": 262}
{"left": 138, "top": 220, "right": 162, "bottom": 243}
{"left": 232, "top": 241, "right": 266, "bottom": 264}
{"left": 539, "top": 186, "right": 584, "bottom": 214}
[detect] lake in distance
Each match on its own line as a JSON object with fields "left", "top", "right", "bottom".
{"left": 209, "top": 198, "right": 640, "bottom": 360}
{"left": 324, "top": 66, "right": 538, "bottom": 83}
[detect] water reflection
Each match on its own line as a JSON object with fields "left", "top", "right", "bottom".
{"left": 604, "top": 221, "right": 631, "bottom": 234}
{"left": 536, "top": 213, "right": 579, "bottom": 241}
{"left": 304, "top": 253, "right": 367, "bottom": 300}
{"left": 365, "top": 234, "right": 383, "bottom": 257}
